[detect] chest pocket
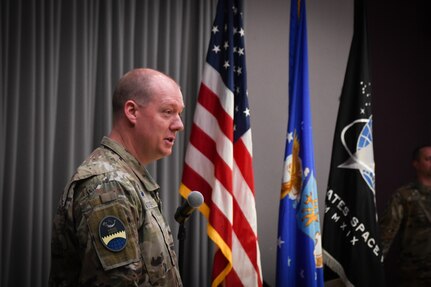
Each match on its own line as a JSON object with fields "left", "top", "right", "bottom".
{"left": 140, "top": 198, "right": 178, "bottom": 285}
{"left": 85, "top": 198, "right": 141, "bottom": 271}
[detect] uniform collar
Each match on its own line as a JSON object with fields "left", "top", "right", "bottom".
{"left": 101, "top": 136, "right": 160, "bottom": 192}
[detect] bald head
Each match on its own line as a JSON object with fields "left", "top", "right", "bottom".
{"left": 112, "top": 68, "right": 179, "bottom": 120}
{"left": 109, "top": 68, "right": 184, "bottom": 164}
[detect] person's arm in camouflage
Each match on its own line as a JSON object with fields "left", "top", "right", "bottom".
{"left": 73, "top": 178, "right": 144, "bottom": 286}
{"left": 379, "top": 192, "right": 404, "bottom": 257}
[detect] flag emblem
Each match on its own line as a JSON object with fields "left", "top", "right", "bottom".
{"left": 338, "top": 116, "right": 375, "bottom": 192}
{"left": 281, "top": 133, "right": 302, "bottom": 201}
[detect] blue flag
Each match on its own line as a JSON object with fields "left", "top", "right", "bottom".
{"left": 276, "top": 1, "right": 324, "bottom": 286}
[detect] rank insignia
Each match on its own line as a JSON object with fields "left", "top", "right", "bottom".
{"left": 99, "top": 216, "right": 127, "bottom": 252}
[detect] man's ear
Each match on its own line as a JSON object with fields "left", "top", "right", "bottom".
{"left": 124, "top": 100, "right": 138, "bottom": 125}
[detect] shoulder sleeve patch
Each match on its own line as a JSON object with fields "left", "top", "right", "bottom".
{"left": 86, "top": 201, "right": 140, "bottom": 270}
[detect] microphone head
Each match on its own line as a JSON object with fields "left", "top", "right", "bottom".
{"left": 187, "top": 191, "right": 204, "bottom": 208}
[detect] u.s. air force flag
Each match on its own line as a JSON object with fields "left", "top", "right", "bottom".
{"left": 276, "top": 1, "right": 324, "bottom": 286}
{"left": 322, "top": 1, "right": 385, "bottom": 286}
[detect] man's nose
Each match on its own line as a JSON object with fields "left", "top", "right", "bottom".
{"left": 172, "top": 115, "right": 184, "bottom": 131}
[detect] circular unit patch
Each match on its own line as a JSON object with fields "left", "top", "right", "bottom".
{"left": 99, "top": 216, "right": 127, "bottom": 252}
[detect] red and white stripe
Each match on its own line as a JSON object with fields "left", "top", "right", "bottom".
{"left": 180, "top": 63, "right": 262, "bottom": 287}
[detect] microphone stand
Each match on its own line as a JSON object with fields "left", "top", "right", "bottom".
{"left": 175, "top": 191, "right": 204, "bottom": 280}
{"left": 177, "top": 222, "right": 186, "bottom": 280}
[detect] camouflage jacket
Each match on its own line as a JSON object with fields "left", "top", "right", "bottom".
{"left": 379, "top": 182, "right": 431, "bottom": 285}
{"left": 49, "top": 137, "right": 183, "bottom": 287}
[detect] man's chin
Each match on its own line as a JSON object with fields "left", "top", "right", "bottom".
{"left": 160, "top": 149, "right": 173, "bottom": 158}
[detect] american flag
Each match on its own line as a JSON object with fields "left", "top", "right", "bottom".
{"left": 179, "top": 0, "right": 262, "bottom": 286}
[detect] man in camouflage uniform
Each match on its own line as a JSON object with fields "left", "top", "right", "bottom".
{"left": 50, "top": 68, "right": 184, "bottom": 286}
{"left": 379, "top": 144, "right": 431, "bottom": 287}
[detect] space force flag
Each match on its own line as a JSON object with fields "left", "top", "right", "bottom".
{"left": 276, "top": 0, "right": 324, "bottom": 286}
{"left": 322, "top": 1, "right": 385, "bottom": 286}
{"left": 179, "top": 0, "right": 263, "bottom": 286}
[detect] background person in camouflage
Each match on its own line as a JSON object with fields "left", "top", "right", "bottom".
{"left": 379, "top": 144, "right": 431, "bottom": 287}
{"left": 49, "top": 68, "right": 185, "bottom": 286}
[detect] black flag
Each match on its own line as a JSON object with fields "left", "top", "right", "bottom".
{"left": 322, "top": 0, "right": 385, "bottom": 286}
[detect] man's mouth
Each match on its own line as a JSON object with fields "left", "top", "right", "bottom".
{"left": 165, "top": 137, "right": 175, "bottom": 144}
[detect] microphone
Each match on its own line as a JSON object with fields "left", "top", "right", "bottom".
{"left": 175, "top": 191, "right": 204, "bottom": 224}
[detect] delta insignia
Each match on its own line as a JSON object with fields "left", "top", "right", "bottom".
{"left": 99, "top": 216, "right": 127, "bottom": 252}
